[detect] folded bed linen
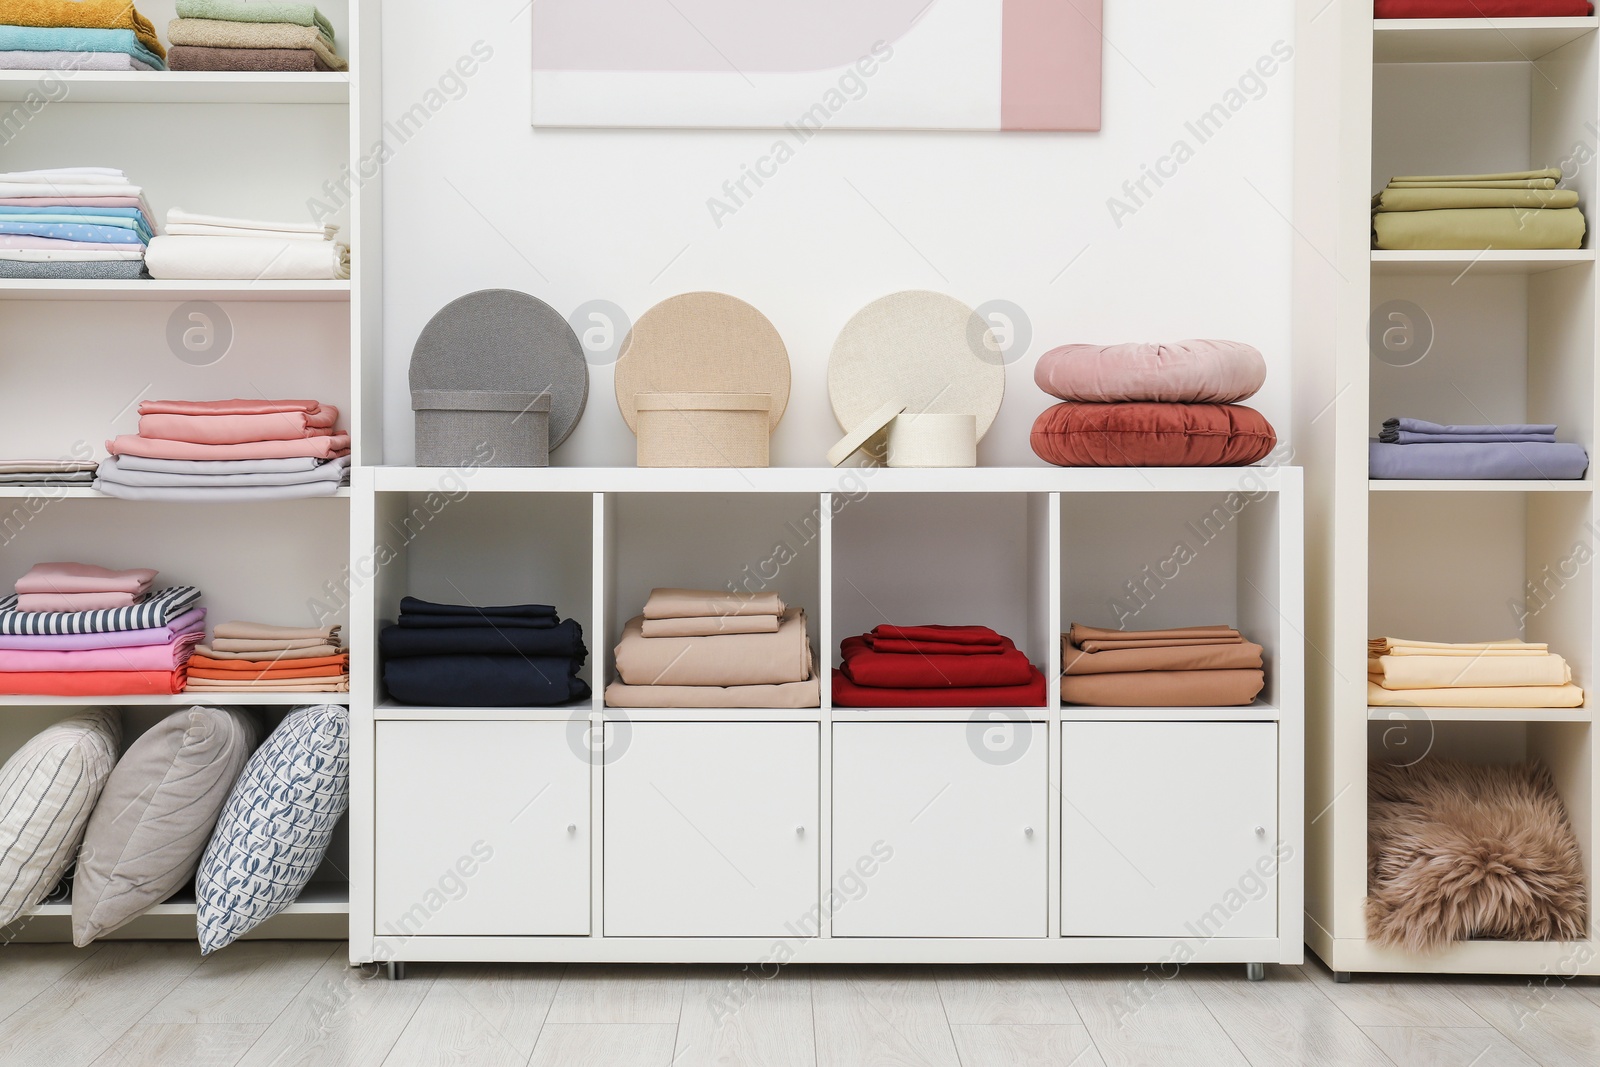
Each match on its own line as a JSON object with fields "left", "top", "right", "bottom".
{"left": 1370, "top": 654, "right": 1572, "bottom": 689}
{"left": 176, "top": 0, "right": 336, "bottom": 39}
{"left": 96, "top": 456, "right": 348, "bottom": 489}
{"left": 0, "top": 472, "right": 96, "bottom": 484}
{"left": 1372, "top": 187, "right": 1580, "bottom": 212}
{"left": 188, "top": 663, "right": 344, "bottom": 682}
{"left": 16, "top": 592, "right": 145, "bottom": 612}
{"left": 1373, "top": 207, "right": 1586, "bottom": 250}
{"left": 832, "top": 666, "right": 1047, "bottom": 708}
{"left": 106, "top": 433, "right": 350, "bottom": 461}
{"left": 640, "top": 615, "right": 780, "bottom": 638}
{"left": 1381, "top": 418, "right": 1557, "bottom": 443}
{"left": 869, "top": 623, "right": 1004, "bottom": 647}
{"left": 214, "top": 621, "right": 339, "bottom": 643}
{"left": 1370, "top": 637, "right": 1545, "bottom": 653}
{"left": 1369, "top": 440, "right": 1590, "bottom": 480}
{"left": 0, "top": 26, "right": 166, "bottom": 70}
{"left": 614, "top": 609, "right": 813, "bottom": 687}
{"left": 94, "top": 480, "right": 343, "bottom": 502}
{"left": 397, "top": 614, "right": 556, "bottom": 631}
{"left": 0, "top": 668, "right": 185, "bottom": 696}
{"left": 605, "top": 677, "right": 820, "bottom": 709}
{"left": 863, "top": 636, "right": 1004, "bottom": 655}
{"left": 185, "top": 679, "right": 347, "bottom": 692}
{"left": 1062, "top": 638, "right": 1265, "bottom": 675}
{"left": 381, "top": 618, "right": 586, "bottom": 660}
{"left": 839, "top": 635, "right": 1034, "bottom": 688}
{"left": 165, "top": 210, "right": 337, "bottom": 241}
{"left": 399, "top": 597, "right": 555, "bottom": 620}
{"left": 113, "top": 455, "right": 326, "bottom": 476}
{"left": 197, "top": 643, "right": 339, "bottom": 660}
{"left": 6, "top": 0, "right": 165, "bottom": 56}
{"left": 0, "top": 49, "right": 155, "bottom": 71}
{"left": 0, "top": 219, "right": 146, "bottom": 244}
{"left": 143, "top": 236, "right": 349, "bottom": 281}
{"left": 642, "top": 587, "right": 784, "bottom": 620}
{"left": 0, "top": 608, "right": 203, "bottom": 651}
{"left": 168, "top": 44, "right": 331, "bottom": 71}
{"left": 0, "top": 169, "right": 126, "bottom": 182}
{"left": 0, "top": 183, "right": 145, "bottom": 199}
{"left": 1367, "top": 680, "right": 1585, "bottom": 708}
{"left": 138, "top": 404, "right": 338, "bottom": 444}
{"left": 1392, "top": 169, "right": 1564, "bottom": 184}
{"left": 0, "top": 249, "right": 146, "bottom": 264}
{"left": 385, "top": 655, "right": 590, "bottom": 707}
{"left": 189, "top": 652, "right": 347, "bottom": 673}
{"left": 1061, "top": 669, "right": 1265, "bottom": 707}
{"left": 166, "top": 18, "right": 345, "bottom": 70}
{"left": 1068, "top": 623, "right": 1241, "bottom": 645}
{"left": 1375, "top": 1, "right": 1594, "bottom": 14}
{"left": 0, "top": 587, "right": 199, "bottom": 635}
{"left": 0, "top": 236, "right": 143, "bottom": 252}
{"left": 0, "top": 211, "right": 152, "bottom": 239}
{"left": 0, "top": 196, "right": 143, "bottom": 209}
{"left": 18, "top": 562, "right": 158, "bottom": 595}
{"left": 0, "top": 635, "right": 200, "bottom": 673}
{"left": 0, "top": 260, "right": 146, "bottom": 280}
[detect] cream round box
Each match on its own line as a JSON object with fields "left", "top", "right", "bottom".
{"left": 885, "top": 413, "right": 978, "bottom": 468}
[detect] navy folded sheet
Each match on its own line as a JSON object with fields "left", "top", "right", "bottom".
{"left": 398, "top": 596, "right": 557, "bottom": 619}
{"left": 1369, "top": 439, "right": 1590, "bottom": 479}
{"left": 396, "top": 614, "right": 558, "bottom": 630}
{"left": 384, "top": 655, "right": 591, "bottom": 707}
{"left": 381, "top": 618, "right": 587, "bottom": 660}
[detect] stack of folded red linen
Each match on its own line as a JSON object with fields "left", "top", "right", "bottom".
{"left": 832, "top": 624, "right": 1046, "bottom": 707}
{"left": 1375, "top": 1, "right": 1593, "bottom": 15}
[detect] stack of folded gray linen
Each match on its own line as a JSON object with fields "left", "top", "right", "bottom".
{"left": 1370, "top": 418, "right": 1590, "bottom": 480}
{"left": 1372, "top": 168, "right": 1586, "bottom": 250}
{"left": 0, "top": 459, "right": 97, "bottom": 488}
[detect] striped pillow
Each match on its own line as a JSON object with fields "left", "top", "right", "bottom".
{"left": 195, "top": 704, "right": 349, "bottom": 954}
{"left": 0, "top": 708, "right": 121, "bottom": 926}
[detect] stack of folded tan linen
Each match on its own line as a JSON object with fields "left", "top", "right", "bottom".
{"left": 0, "top": 458, "right": 98, "bottom": 488}
{"left": 1372, "top": 169, "right": 1586, "bottom": 250}
{"left": 605, "top": 588, "right": 819, "bottom": 708}
{"left": 1062, "top": 623, "right": 1266, "bottom": 707}
{"left": 144, "top": 210, "right": 349, "bottom": 281}
{"left": 168, "top": 0, "right": 345, "bottom": 71}
{"left": 1368, "top": 637, "right": 1583, "bottom": 708}
{"left": 186, "top": 621, "right": 347, "bottom": 694}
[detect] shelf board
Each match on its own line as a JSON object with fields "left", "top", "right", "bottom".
{"left": 377, "top": 698, "right": 593, "bottom": 720}
{"left": 1369, "top": 479, "right": 1592, "bottom": 492}
{"left": 1371, "top": 249, "right": 1594, "bottom": 275}
{"left": 1374, "top": 17, "right": 1598, "bottom": 63}
{"left": 0, "top": 487, "right": 350, "bottom": 499}
{"left": 0, "top": 70, "right": 349, "bottom": 105}
{"left": 0, "top": 280, "right": 350, "bottom": 302}
{"left": 370, "top": 465, "right": 1298, "bottom": 495}
{"left": 27, "top": 881, "right": 349, "bottom": 918}
{"left": 1368, "top": 705, "right": 1592, "bottom": 723}
{"left": 0, "top": 692, "right": 350, "bottom": 707}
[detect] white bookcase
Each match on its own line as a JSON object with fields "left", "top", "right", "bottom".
{"left": 1297, "top": 4, "right": 1600, "bottom": 976}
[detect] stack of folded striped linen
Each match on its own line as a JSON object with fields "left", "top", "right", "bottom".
{"left": 168, "top": 0, "right": 345, "bottom": 71}
{"left": 0, "top": 458, "right": 97, "bottom": 489}
{"left": 0, "top": 168, "right": 155, "bottom": 280}
{"left": 1368, "top": 637, "right": 1585, "bottom": 708}
{"left": 0, "top": 563, "right": 203, "bottom": 696}
{"left": 0, "top": 0, "right": 167, "bottom": 71}
{"left": 187, "top": 621, "right": 348, "bottom": 694}
{"left": 145, "top": 209, "right": 349, "bottom": 281}
{"left": 97, "top": 399, "right": 349, "bottom": 501}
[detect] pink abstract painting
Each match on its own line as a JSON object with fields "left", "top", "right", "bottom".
{"left": 532, "top": 0, "right": 1103, "bottom": 131}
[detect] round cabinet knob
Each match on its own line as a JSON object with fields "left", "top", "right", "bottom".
{"left": 567, "top": 823, "right": 577, "bottom": 834}
{"left": 1023, "top": 826, "right": 1035, "bottom": 837}
{"left": 795, "top": 826, "right": 806, "bottom": 837}
{"left": 1254, "top": 825, "right": 1267, "bottom": 837}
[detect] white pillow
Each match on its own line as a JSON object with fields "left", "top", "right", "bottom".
{"left": 195, "top": 704, "right": 349, "bottom": 954}
{"left": 0, "top": 709, "right": 121, "bottom": 926}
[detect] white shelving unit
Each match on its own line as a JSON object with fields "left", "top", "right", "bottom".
{"left": 0, "top": 0, "right": 377, "bottom": 944}
{"left": 1297, "top": 6, "right": 1600, "bottom": 976}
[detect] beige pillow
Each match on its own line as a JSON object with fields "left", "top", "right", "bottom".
{"left": 72, "top": 706, "right": 258, "bottom": 946}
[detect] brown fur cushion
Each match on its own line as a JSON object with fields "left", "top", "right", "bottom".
{"left": 1367, "top": 759, "right": 1586, "bottom": 952}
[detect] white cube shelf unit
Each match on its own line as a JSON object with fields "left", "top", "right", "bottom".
{"left": 1297, "top": 5, "right": 1600, "bottom": 975}
{"left": 351, "top": 466, "right": 1304, "bottom": 969}
{"left": 0, "top": 0, "right": 383, "bottom": 943}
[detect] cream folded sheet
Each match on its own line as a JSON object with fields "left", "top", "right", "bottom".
{"left": 642, "top": 587, "right": 785, "bottom": 620}
{"left": 1369, "top": 637, "right": 1547, "bottom": 654}
{"left": 614, "top": 608, "right": 812, "bottom": 686}
{"left": 1369, "top": 654, "right": 1572, "bottom": 689}
{"left": 640, "top": 615, "right": 780, "bottom": 638}
{"left": 143, "top": 235, "right": 350, "bottom": 281}
{"left": 1367, "top": 680, "right": 1585, "bottom": 708}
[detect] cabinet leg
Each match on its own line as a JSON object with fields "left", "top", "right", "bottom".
{"left": 386, "top": 962, "right": 407, "bottom": 982}
{"left": 1245, "top": 963, "right": 1266, "bottom": 982}
{"left": 1333, "top": 971, "right": 1353, "bottom": 984}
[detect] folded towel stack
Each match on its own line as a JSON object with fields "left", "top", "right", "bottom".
{"left": 0, "top": 168, "right": 156, "bottom": 280}
{"left": 1368, "top": 637, "right": 1585, "bottom": 708}
{"left": 1062, "top": 624, "right": 1266, "bottom": 707}
{"left": 145, "top": 209, "right": 350, "bottom": 281}
{"left": 382, "top": 597, "right": 590, "bottom": 707}
{"left": 1376, "top": 1, "right": 1593, "bottom": 15}
{"left": 606, "top": 588, "right": 820, "bottom": 708}
{"left": 0, "top": 0, "right": 167, "bottom": 71}
{"left": 833, "top": 624, "right": 1046, "bottom": 708}
{"left": 188, "top": 621, "right": 347, "bottom": 693}
{"left": 1372, "top": 169, "right": 1586, "bottom": 251}
{"left": 0, "top": 563, "right": 203, "bottom": 696}
{"left": 168, "top": 0, "right": 345, "bottom": 72}
{"left": 1369, "top": 418, "right": 1590, "bottom": 480}
{"left": 0, "top": 458, "right": 97, "bottom": 488}
{"left": 97, "top": 399, "right": 350, "bottom": 501}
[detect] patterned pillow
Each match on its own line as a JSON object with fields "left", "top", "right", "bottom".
{"left": 0, "top": 708, "right": 121, "bottom": 926}
{"left": 195, "top": 704, "right": 349, "bottom": 954}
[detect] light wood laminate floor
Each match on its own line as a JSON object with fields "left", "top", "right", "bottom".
{"left": 1, "top": 944, "right": 1598, "bottom": 1066}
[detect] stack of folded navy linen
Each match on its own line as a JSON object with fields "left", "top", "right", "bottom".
{"left": 380, "top": 597, "right": 589, "bottom": 707}
{"left": 1370, "top": 418, "right": 1590, "bottom": 480}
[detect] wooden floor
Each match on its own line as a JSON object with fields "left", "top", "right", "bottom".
{"left": 1, "top": 944, "right": 1598, "bottom": 1066}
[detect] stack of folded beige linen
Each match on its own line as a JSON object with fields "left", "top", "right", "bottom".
{"left": 1372, "top": 169, "right": 1585, "bottom": 250}
{"left": 1368, "top": 637, "right": 1583, "bottom": 708}
{"left": 1062, "top": 623, "right": 1265, "bottom": 707}
{"left": 186, "top": 621, "right": 348, "bottom": 694}
{"left": 605, "top": 588, "right": 819, "bottom": 708}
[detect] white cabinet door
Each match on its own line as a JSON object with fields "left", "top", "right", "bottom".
{"left": 831, "top": 721, "right": 1048, "bottom": 938}
{"left": 1061, "top": 722, "right": 1278, "bottom": 938}
{"left": 375, "top": 720, "right": 589, "bottom": 937}
{"left": 604, "top": 722, "right": 818, "bottom": 937}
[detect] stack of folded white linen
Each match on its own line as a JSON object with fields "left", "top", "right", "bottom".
{"left": 144, "top": 208, "right": 349, "bottom": 281}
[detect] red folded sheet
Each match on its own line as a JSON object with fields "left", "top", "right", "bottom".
{"left": 832, "top": 667, "right": 1047, "bottom": 708}
{"left": 868, "top": 624, "right": 1004, "bottom": 647}
{"left": 840, "top": 635, "right": 1034, "bottom": 688}
{"left": 864, "top": 636, "right": 1012, "bottom": 656}
{"left": 1375, "top": 0, "right": 1593, "bottom": 15}
{"left": 0, "top": 668, "right": 185, "bottom": 696}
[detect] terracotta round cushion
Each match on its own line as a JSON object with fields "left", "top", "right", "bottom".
{"left": 1031, "top": 402, "right": 1278, "bottom": 467}
{"left": 1034, "top": 339, "right": 1267, "bottom": 404}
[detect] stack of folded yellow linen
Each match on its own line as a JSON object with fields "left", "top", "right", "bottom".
{"left": 1372, "top": 169, "right": 1586, "bottom": 250}
{"left": 1367, "top": 637, "right": 1584, "bottom": 708}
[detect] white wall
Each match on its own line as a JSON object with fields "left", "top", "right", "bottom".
{"left": 379, "top": 1, "right": 1295, "bottom": 468}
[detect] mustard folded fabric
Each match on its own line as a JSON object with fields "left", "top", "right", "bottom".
{"left": 1367, "top": 680, "right": 1584, "bottom": 708}
{"left": 640, "top": 614, "right": 780, "bottom": 638}
{"left": 1373, "top": 187, "right": 1579, "bottom": 212}
{"left": 642, "top": 588, "right": 784, "bottom": 620}
{"left": 1390, "top": 169, "right": 1563, "bottom": 184}
{"left": 614, "top": 609, "right": 812, "bottom": 687}
{"left": 1389, "top": 180, "right": 1560, "bottom": 189}
{"left": 603, "top": 677, "right": 819, "bottom": 708}
{"left": 1369, "top": 654, "right": 1572, "bottom": 690}
{"left": 1373, "top": 207, "right": 1586, "bottom": 250}
{"left": 9, "top": 0, "right": 165, "bottom": 59}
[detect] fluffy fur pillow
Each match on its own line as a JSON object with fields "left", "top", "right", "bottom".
{"left": 1367, "top": 759, "right": 1586, "bottom": 952}
{"left": 1031, "top": 402, "right": 1278, "bottom": 467}
{"left": 1034, "top": 340, "right": 1267, "bottom": 404}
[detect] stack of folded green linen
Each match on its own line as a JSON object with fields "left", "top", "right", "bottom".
{"left": 168, "top": 0, "right": 345, "bottom": 72}
{"left": 1372, "top": 169, "right": 1585, "bottom": 250}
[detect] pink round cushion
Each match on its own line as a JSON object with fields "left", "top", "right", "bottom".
{"left": 1031, "top": 402, "right": 1278, "bottom": 468}
{"left": 1033, "top": 339, "right": 1267, "bottom": 404}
